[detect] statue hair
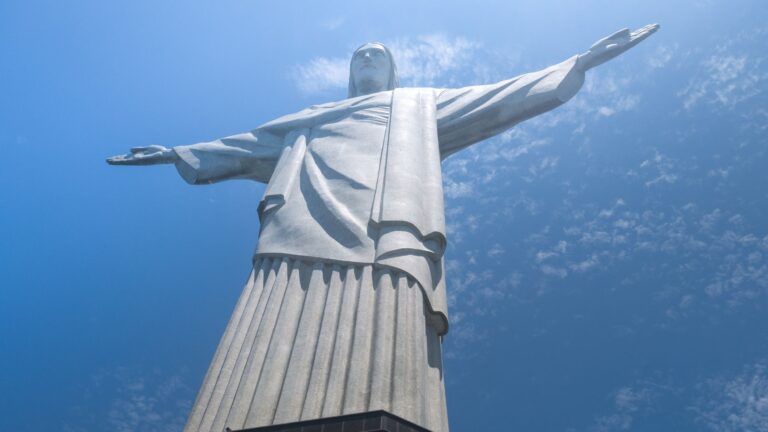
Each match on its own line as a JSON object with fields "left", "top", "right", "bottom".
{"left": 347, "top": 42, "right": 399, "bottom": 98}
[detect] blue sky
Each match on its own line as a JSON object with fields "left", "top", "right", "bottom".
{"left": 2, "top": 1, "right": 767, "bottom": 431}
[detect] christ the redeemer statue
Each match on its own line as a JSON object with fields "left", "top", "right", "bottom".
{"left": 108, "top": 25, "right": 658, "bottom": 432}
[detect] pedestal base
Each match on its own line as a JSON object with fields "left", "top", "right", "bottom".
{"left": 228, "top": 410, "right": 431, "bottom": 432}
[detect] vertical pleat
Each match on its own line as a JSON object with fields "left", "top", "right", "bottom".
{"left": 393, "top": 275, "right": 418, "bottom": 422}
{"left": 218, "top": 259, "right": 293, "bottom": 429}
{"left": 413, "top": 278, "right": 430, "bottom": 428}
{"left": 184, "top": 258, "right": 449, "bottom": 432}
{"left": 341, "top": 266, "right": 376, "bottom": 414}
{"left": 368, "top": 270, "right": 397, "bottom": 412}
{"left": 320, "top": 266, "right": 361, "bottom": 417}
{"left": 272, "top": 262, "right": 331, "bottom": 423}
{"left": 244, "top": 260, "right": 312, "bottom": 426}
{"left": 301, "top": 264, "right": 345, "bottom": 419}
{"left": 205, "top": 258, "right": 281, "bottom": 431}
{"left": 425, "top": 321, "right": 449, "bottom": 432}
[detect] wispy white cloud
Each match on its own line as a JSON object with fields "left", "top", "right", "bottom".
{"left": 647, "top": 44, "right": 678, "bottom": 69}
{"left": 291, "top": 57, "right": 349, "bottom": 94}
{"left": 694, "top": 362, "right": 768, "bottom": 432}
{"left": 679, "top": 28, "right": 768, "bottom": 111}
{"left": 444, "top": 248, "right": 526, "bottom": 358}
{"left": 487, "top": 243, "right": 505, "bottom": 258}
{"left": 597, "top": 94, "right": 640, "bottom": 117}
{"left": 386, "top": 34, "right": 480, "bottom": 87}
{"left": 444, "top": 178, "right": 474, "bottom": 199}
{"left": 639, "top": 150, "right": 679, "bottom": 187}
{"left": 63, "top": 367, "right": 192, "bottom": 432}
{"left": 569, "top": 254, "right": 600, "bottom": 273}
{"left": 540, "top": 264, "right": 568, "bottom": 278}
{"left": 590, "top": 385, "right": 653, "bottom": 432}
{"left": 501, "top": 138, "right": 551, "bottom": 161}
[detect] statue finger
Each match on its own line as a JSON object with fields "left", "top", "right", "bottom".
{"left": 609, "top": 28, "right": 631, "bottom": 41}
{"left": 631, "top": 24, "right": 659, "bottom": 39}
{"left": 591, "top": 35, "right": 613, "bottom": 49}
{"left": 130, "top": 146, "right": 150, "bottom": 154}
{"left": 629, "top": 24, "right": 660, "bottom": 45}
{"left": 591, "top": 28, "right": 630, "bottom": 50}
{"left": 135, "top": 152, "right": 165, "bottom": 162}
{"left": 106, "top": 155, "right": 133, "bottom": 165}
{"left": 645, "top": 23, "right": 660, "bottom": 32}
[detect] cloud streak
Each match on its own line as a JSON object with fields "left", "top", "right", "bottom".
{"left": 694, "top": 362, "right": 768, "bottom": 432}
{"left": 63, "top": 367, "right": 193, "bottom": 432}
{"left": 291, "top": 57, "right": 349, "bottom": 94}
{"left": 679, "top": 27, "right": 768, "bottom": 111}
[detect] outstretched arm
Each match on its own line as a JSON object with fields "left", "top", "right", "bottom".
{"left": 106, "top": 129, "right": 285, "bottom": 184}
{"left": 436, "top": 24, "right": 659, "bottom": 158}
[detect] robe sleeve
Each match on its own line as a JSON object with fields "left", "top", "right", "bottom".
{"left": 436, "top": 55, "right": 585, "bottom": 159}
{"left": 172, "top": 129, "right": 285, "bottom": 185}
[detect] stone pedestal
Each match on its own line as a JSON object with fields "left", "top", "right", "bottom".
{"left": 228, "top": 410, "right": 431, "bottom": 432}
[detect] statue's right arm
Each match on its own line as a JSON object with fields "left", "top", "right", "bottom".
{"left": 435, "top": 24, "right": 658, "bottom": 159}
{"left": 106, "top": 129, "right": 285, "bottom": 185}
{"left": 435, "top": 55, "right": 585, "bottom": 159}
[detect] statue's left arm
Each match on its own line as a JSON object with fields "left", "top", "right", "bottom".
{"left": 437, "top": 24, "right": 658, "bottom": 158}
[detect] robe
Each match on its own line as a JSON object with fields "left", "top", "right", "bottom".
{"left": 174, "top": 56, "right": 584, "bottom": 432}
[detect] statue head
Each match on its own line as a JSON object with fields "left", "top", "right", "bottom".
{"left": 348, "top": 42, "right": 399, "bottom": 98}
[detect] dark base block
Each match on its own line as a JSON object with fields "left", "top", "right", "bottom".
{"left": 228, "top": 410, "right": 431, "bottom": 432}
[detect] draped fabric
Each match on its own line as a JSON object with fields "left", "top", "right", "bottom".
{"left": 173, "top": 55, "right": 585, "bottom": 334}
{"left": 256, "top": 88, "right": 451, "bottom": 334}
{"left": 184, "top": 257, "right": 449, "bottom": 432}
{"left": 256, "top": 93, "right": 390, "bottom": 265}
{"left": 172, "top": 55, "right": 587, "bottom": 432}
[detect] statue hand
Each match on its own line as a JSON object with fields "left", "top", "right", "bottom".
{"left": 576, "top": 23, "right": 660, "bottom": 72}
{"left": 106, "top": 145, "right": 179, "bottom": 165}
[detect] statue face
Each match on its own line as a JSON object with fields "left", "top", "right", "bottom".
{"left": 351, "top": 43, "right": 392, "bottom": 95}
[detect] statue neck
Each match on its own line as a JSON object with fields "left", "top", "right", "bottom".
{"left": 355, "top": 79, "right": 388, "bottom": 96}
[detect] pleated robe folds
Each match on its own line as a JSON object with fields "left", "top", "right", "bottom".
{"left": 173, "top": 55, "right": 585, "bottom": 432}
{"left": 185, "top": 258, "right": 448, "bottom": 432}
